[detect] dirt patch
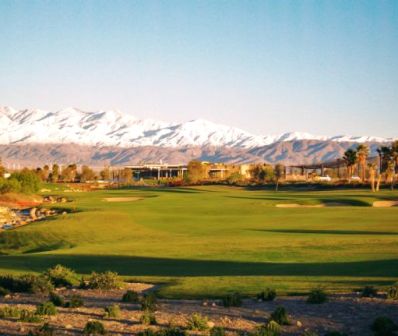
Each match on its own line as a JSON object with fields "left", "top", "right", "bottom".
{"left": 0, "top": 287, "right": 397, "bottom": 336}
{"left": 103, "top": 197, "right": 143, "bottom": 202}
{"left": 373, "top": 200, "right": 398, "bottom": 207}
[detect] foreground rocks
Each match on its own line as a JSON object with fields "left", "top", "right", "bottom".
{"left": 0, "top": 284, "right": 397, "bottom": 335}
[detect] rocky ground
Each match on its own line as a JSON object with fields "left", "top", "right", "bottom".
{"left": 0, "top": 283, "right": 397, "bottom": 336}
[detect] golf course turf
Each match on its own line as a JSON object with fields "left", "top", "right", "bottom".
{"left": 0, "top": 185, "right": 397, "bottom": 298}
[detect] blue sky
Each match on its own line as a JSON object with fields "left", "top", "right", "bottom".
{"left": 0, "top": 0, "right": 397, "bottom": 137}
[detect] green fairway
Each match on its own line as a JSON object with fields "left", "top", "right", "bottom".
{"left": 0, "top": 185, "right": 397, "bottom": 298}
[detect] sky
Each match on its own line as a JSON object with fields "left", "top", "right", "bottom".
{"left": 0, "top": 0, "right": 397, "bottom": 137}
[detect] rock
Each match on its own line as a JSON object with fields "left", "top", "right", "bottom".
{"left": 29, "top": 207, "right": 37, "bottom": 219}
{"left": 297, "top": 320, "right": 303, "bottom": 327}
{"left": 202, "top": 301, "right": 208, "bottom": 306}
{"left": 211, "top": 302, "right": 217, "bottom": 307}
{"left": 207, "top": 321, "right": 215, "bottom": 329}
{"left": 65, "top": 324, "right": 73, "bottom": 329}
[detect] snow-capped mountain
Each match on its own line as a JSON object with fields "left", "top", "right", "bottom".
{"left": 0, "top": 106, "right": 393, "bottom": 148}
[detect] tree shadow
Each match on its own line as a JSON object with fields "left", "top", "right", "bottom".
{"left": 250, "top": 229, "right": 398, "bottom": 235}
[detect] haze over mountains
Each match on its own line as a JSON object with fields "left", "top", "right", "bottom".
{"left": 0, "top": 106, "right": 394, "bottom": 166}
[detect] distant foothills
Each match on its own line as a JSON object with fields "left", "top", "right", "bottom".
{"left": 0, "top": 106, "right": 396, "bottom": 167}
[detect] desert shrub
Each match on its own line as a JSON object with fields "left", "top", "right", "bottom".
{"left": 44, "top": 264, "right": 78, "bottom": 288}
{"left": 137, "top": 330, "right": 157, "bottom": 336}
{"left": 35, "top": 301, "right": 57, "bottom": 316}
{"left": 27, "top": 323, "right": 54, "bottom": 336}
{"left": 0, "top": 286, "right": 10, "bottom": 296}
{"left": 83, "top": 321, "right": 107, "bottom": 335}
{"left": 371, "top": 316, "right": 398, "bottom": 336}
{"left": 257, "top": 288, "right": 276, "bottom": 301}
{"left": 103, "top": 304, "right": 121, "bottom": 318}
{"left": 20, "top": 309, "right": 42, "bottom": 322}
{"left": 140, "top": 310, "right": 157, "bottom": 325}
{"left": 0, "top": 305, "right": 22, "bottom": 318}
{"left": 10, "top": 170, "right": 41, "bottom": 193}
{"left": 307, "top": 288, "right": 328, "bottom": 304}
{"left": 0, "top": 274, "right": 53, "bottom": 294}
{"left": 83, "top": 271, "right": 120, "bottom": 290}
{"left": 387, "top": 283, "right": 398, "bottom": 300}
{"left": 270, "top": 306, "right": 289, "bottom": 325}
{"left": 210, "top": 326, "right": 226, "bottom": 336}
{"left": 252, "top": 321, "right": 281, "bottom": 336}
{"left": 361, "top": 286, "right": 378, "bottom": 298}
{"left": 122, "top": 289, "right": 139, "bottom": 303}
{"left": 222, "top": 292, "right": 242, "bottom": 307}
{"left": 64, "top": 294, "right": 84, "bottom": 308}
{"left": 0, "top": 177, "right": 22, "bottom": 193}
{"left": 49, "top": 292, "right": 65, "bottom": 307}
{"left": 158, "top": 327, "right": 187, "bottom": 336}
{"left": 141, "top": 293, "right": 157, "bottom": 312}
{"left": 186, "top": 313, "right": 209, "bottom": 331}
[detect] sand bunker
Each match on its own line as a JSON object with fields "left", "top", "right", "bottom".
{"left": 103, "top": 197, "right": 143, "bottom": 202}
{"left": 276, "top": 203, "right": 347, "bottom": 208}
{"left": 372, "top": 200, "right": 398, "bottom": 207}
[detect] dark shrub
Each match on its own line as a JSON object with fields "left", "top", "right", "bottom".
{"left": 186, "top": 313, "right": 209, "bottom": 331}
{"left": 49, "top": 292, "right": 65, "bottom": 307}
{"left": 0, "top": 286, "right": 10, "bottom": 296}
{"left": 0, "top": 305, "right": 22, "bottom": 318}
{"left": 270, "top": 306, "right": 289, "bottom": 325}
{"left": 222, "top": 292, "right": 242, "bottom": 307}
{"left": 103, "top": 304, "right": 121, "bottom": 318}
{"left": 387, "top": 283, "right": 398, "bottom": 300}
{"left": 307, "top": 288, "right": 328, "bottom": 304}
{"left": 0, "top": 274, "right": 53, "bottom": 294}
{"left": 252, "top": 321, "right": 281, "bottom": 336}
{"left": 36, "top": 302, "right": 57, "bottom": 316}
{"left": 20, "top": 309, "right": 42, "bottom": 322}
{"left": 210, "top": 327, "right": 226, "bottom": 336}
{"left": 122, "top": 289, "right": 139, "bottom": 303}
{"left": 137, "top": 330, "right": 157, "bottom": 336}
{"left": 82, "top": 271, "right": 120, "bottom": 290}
{"left": 27, "top": 323, "right": 54, "bottom": 336}
{"left": 324, "top": 333, "right": 348, "bottom": 336}
{"left": 140, "top": 310, "right": 157, "bottom": 325}
{"left": 141, "top": 293, "right": 157, "bottom": 312}
{"left": 257, "top": 288, "right": 276, "bottom": 301}
{"left": 0, "top": 275, "right": 17, "bottom": 291}
{"left": 158, "top": 327, "right": 187, "bottom": 336}
{"left": 44, "top": 264, "right": 78, "bottom": 288}
{"left": 83, "top": 321, "right": 107, "bottom": 335}
{"left": 301, "top": 332, "right": 319, "bottom": 336}
{"left": 64, "top": 294, "right": 84, "bottom": 308}
{"left": 371, "top": 316, "right": 398, "bottom": 336}
{"left": 361, "top": 286, "right": 378, "bottom": 298}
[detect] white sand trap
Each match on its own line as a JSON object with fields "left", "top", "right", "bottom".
{"left": 373, "top": 200, "right": 398, "bottom": 207}
{"left": 103, "top": 197, "right": 143, "bottom": 202}
{"left": 276, "top": 202, "right": 347, "bottom": 208}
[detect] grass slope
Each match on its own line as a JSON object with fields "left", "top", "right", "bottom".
{"left": 0, "top": 185, "right": 397, "bottom": 298}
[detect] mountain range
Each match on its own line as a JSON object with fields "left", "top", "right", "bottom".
{"left": 0, "top": 106, "right": 395, "bottom": 167}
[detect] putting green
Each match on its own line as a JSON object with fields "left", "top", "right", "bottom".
{"left": 0, "top": 185, "right": 397, "bottom": 298}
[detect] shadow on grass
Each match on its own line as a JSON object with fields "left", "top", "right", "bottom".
{"left": 251, "top": 229, "right": 398, "bottom": 235}
{"left": 0, "top": 254, "right": 397, "bottom": 278}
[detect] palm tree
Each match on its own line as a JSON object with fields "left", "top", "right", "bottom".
{"left": 274, "top": 164, "right": 285, "bottom": 191}
{"left": 343, "top": 149, "right": 357, "bottom": 178}
{"left": 367, "top": 163, "right": 377, "bottom": 192}
{"left": 356, "top": 144, "right": 369, "bottom": 182}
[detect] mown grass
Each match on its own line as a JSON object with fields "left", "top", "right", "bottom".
{"left": 0, "top": 185, "right": 397, "bottom": 298}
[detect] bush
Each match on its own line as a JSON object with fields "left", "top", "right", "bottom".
{"left": 252, "top": 321, "right": 281, "bottom": 336}
{"left": 20, "top": 309, "right": 42, "bottom": 322}
{"left": 122, "top": 289, "right": 139, "bottom": 303}
{"left": 27, "top": 323, "right": 54, "bottom": 336}
{"left": 82, "top": 271, "right": 121, "bottom": 290}
{"left": 387, "top": 283, "right": 398, "bottom": 300}
{"left": 44, "top": 264, "right": 78, "bottom": 288}
{"left": 186, "top": 313, "right": 209, "bottom": 331}
{"left": 141, "top": 293, "right": 157, "bottom": 312}
{"left": 257, "top": 288, "right": 276, "bottom": 301}
{"left": 361, "top": 286, "right": 378, "bottom": 298}
{"left": 103, "top": 304, "right": 121, "bottom": 318}
{"left": 83, "top": 321, "right": 107, "bottom": 335}
{"left": 270, "top": 306, "right": 289, "bottom": 325}
{"left": 0, "top": 305, "right": 22, "bottom": 318}
{"left": 222, "top": 292, "right": 242, "bottom": 307}
{"left": 36, "top": 301, "right": 57, "bottom": 316}
{"left": 158, "top": 327, "right": 187, "bottom": 336}
{"left": 371, "top": 316, "right": 398, "bottom": 336}
{"left": 137, "top": 330, "right": 157, "bottom": 336}
{"left": 0, "top": 286, "right": 10, "bottom": 296}
{"left": 140, "top": 310, "right": 157, "bottom": 325}
{"left": 324, "top": 333, "right": 348, "bottom": 336}
{"left": 0, "top": 274, "right": 53, "bottom": 294}
{"left": 307, "top": 288, "right": 328, "bottom": 304}
{"left": 301, "top": 332, "right": 319, "bottom": 336}
{"left": 9, "top": 170, "right": 41, "bottom": 194}
{"left": 0, "top": 177, "right": 22, "bottom": 194}
{"left": 64, "top": 294, "right": 84, "bottom": 308}
{"left": 49, "top": 292, "right": 65, "bottom": 307}
{"left": 210, "top": 326, "right": 226, "bottom": 336}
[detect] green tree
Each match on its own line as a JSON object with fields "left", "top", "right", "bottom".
{"left": 80, "top": 165, "right": 96, "bottom": 182}
{"left": 274, "top": 164, "right": 285, "bottom": 191}
{"left": 51, "top": 164, "right": 60, "bottom": 183}
{"left": 356, "top": 144, "right": 369, "bottom": 181}
{"left": 10, "top": 169, "right": 41, "bottom": 193}
{"left": 100, "top": 167, "right": 111, "bottom": 181}
{"left": 343, "top": 149, "right": 357, "bottom": 178}
{"left": 187, "top": 161, "right": 206, "bottom": 183}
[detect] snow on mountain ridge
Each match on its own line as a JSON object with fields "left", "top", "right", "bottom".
{"left": 0, "top": 106, "right": 393, "bottom": 148}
